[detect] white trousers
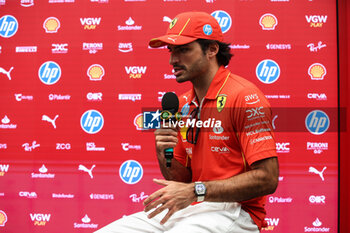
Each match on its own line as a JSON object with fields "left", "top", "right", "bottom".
{"left": 94, "top": 202, "right": 260, "bottom": 233}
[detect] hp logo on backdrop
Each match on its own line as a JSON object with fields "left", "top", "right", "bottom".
{"left": 305, "top": 110, "right": 330, "bottom": 135}
{"left": 0, "top": 15, "right": 18, "bottom": 38}
{"left": 256, "top": 59, "right": 280, "bottom": 84}
{"left": 211, "top": 10, "right": 232, "bottom": 33}
{"left": 119, "top": 160, "right": 143, "bottom": 184}
{"left": 38, "top": 61, "right": 61, "bottom": 85}
{"left": 80, "top": 110, "right": 104, "bottom": 134}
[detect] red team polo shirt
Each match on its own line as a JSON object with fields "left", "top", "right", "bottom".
{"left": 173, "top": 66, "right": 277, "bottom": 230}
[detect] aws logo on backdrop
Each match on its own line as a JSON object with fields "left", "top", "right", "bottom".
{"left": 80, "top": 110, "right": 104, "bottom": 134}
{"left": 38, "top": 61, "right": 61, "bottom": 85}
{"left": 0, "top": 15, "right": 18, "bottom": 38}
{"left": 80, "top": 17, "right": 101, "bottom": 30}
{"left": 125, "top": 66, "right": 147, "bottom": 79}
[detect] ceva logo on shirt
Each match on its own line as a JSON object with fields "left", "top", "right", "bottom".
{"left": 119, "top": 160, "right": 143, "bottom": 184}
{"left": 256, "top": 59, "right": 280, "bottom": 84}
{"left": 0, "top": 15, "right": 18, "bottom": 38}
{"left": 80, "top": 110, "right": 104, "bottom": 134}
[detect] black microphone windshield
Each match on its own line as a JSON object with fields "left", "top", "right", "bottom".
{"left": 161, "top": 92, "right": 179, "bottom": 112}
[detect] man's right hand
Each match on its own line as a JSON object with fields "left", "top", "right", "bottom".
{"left": 154, "top": 126, "right": 178, "bottom": 157}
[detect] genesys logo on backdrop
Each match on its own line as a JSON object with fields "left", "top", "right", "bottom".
{"left": 305, "top": 110, "right": 329, "bottom": 135}
{"left": 309, "top": 195, "right": 326, "bottom": 204}
{"left": 263, "top": 218, "right": 280, "bottom": 231}
{"left": 43, "top": 17, "right": 60, "bottom": 33}
{"left": 307, "top": 41, "right": 326, "bottom": 52}
{"left": 15, "top": 93, "right": 34, "bottom": 101}
{"left": 32, "top": 164, "right": 55, "bottom": 179}
{"left": 52, "top": 43, "right": 68, "bottom": 54}
{"left": 307, "top": 93, "right": 327, "bottom": 101}
{"left": 87, "top": 64, "right": 105, "bottom": 81}
{"left": 305, "top": 15, "right": 328, "bottom": 27}
{"left": 0, "top": 15, "right": 18, "bottom": 38}
{"left": 256, "top": 59, "right": 280, "bottom": 84}
{"left": 119, "top": 160, "right": 143, "bottom": 184}
{"left": 259, "top": 13, "right": 278, "bottom": 30}
{"left": 118, "top": 94, "right": 141, "bottom": 102}
{"left": 83, "top": 42, "right": 103, "bottom": 53}
{"left": 0, "top": 116, "right": 17, "bottom": 129}
{"left": 87, "top": 92, "right": 102, "bottom": 101}
{"left": 30, "top": 213, "right": 51, "bottom": 226}
{"left": 118, "top": 17, "right": 142, "bottom": 31}
{"left": 0, "top": 164, "right": 9, "bottom": 176}
{"left": 307, "top": 142, "right": 328, "bottom": 154}
{"left": 74, "top": 214, "right": 98, "bottom": 229}
{"left": 80, "top": 18, "right": 101, "bottom": 30}
{"left": 80, "top": 110, "right": 104, "bottom": 134}
{"left": 90, "top": 193, "right": 114, "bottom": 200}
{"left": 304, "top": 218, "right": 330, "bottom": 232}
{"left": 19, "top": 191, "right": 37, "bottom": 199}
{"left": 38, "top": 61, "right": 61, "bottom": 85}
{"left": 125, "top": 66, "right": 147, "bottom": 79}
{"left": 308, "top": 63, "right": 326, "bottom": 80}
{"left": 118, "top": 43, "right": 133, "bottom": 53}
{"left": 0, "top": 66, "right": 13, "bottom": 80}
{"left": 266, "top": 44, "right": 291, "bottom": 50}
{"left": 211, "top": 10, "right": 231, "bottom": 33}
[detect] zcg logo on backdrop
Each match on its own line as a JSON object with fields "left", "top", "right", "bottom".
{"left": 256, "top": 59, "right": 280, "bottom": 84}
{"left": 0, "top": 15, "right": 18, "bottom": 38}
{"left": 119, "top": 160, "right": 143, "bottom": 184}
{"left": 80, "top": 110, "right": 104, "bottom": 134}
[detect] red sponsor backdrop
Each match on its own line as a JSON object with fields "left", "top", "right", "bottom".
{"left": 0, "top": 0, "right": 339, "bottom": 232}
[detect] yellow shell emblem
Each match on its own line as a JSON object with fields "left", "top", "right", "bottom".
{"left": 308, "top": 63, "right": 326, "bottom": 80}
{"left": 217, "top": 95, "right": 227, "bottom": 112}
{"left": 169, "top": 18, "right": 178, "bottom": 29}
{"left": 259, "top": 14, "right": 278, "bottom": 30}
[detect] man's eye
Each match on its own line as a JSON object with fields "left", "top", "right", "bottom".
{"left": 180, "top": 48, "right": 189, "bottom": 52}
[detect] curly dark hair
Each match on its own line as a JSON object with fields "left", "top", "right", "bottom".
{"left": 196, "top": 39, "right": 233, "bottom": 67}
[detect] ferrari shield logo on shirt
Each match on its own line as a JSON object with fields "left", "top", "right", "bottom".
{"left": 169, "top": 18, "right": 177, "bottom": 29}
{"left": 217, "top": 95, "right": 227, "bottom": 112}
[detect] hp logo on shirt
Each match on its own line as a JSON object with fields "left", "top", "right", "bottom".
{"left": 305, "top": 110, "right": 330, "bottom": 135}
{"left": 256, "top": 59, "right": 280, "bottom": 84}
{"left": 0, "top": 15, "right": 18, "bottom": 38}
{"left": 119, "top": 160, "right": 143, "bottom": 184}
{"left": 211, "top": 10, "right": 232, "bottom": 33}
{"left": 80, "top": 110, "right": 104, "bottom": 134}
{"left": 38, "top": 61, "right": 61, "bottom": 85}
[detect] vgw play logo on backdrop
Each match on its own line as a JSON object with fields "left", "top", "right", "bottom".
{"left": 305, "top": 110, "right": 330, "bottom": 135}
{"left": 0, "top": 15, "right": 18, "bottom": 38}
{"left": 211, "top": 10, "right": 232, "bottom": 33}
{"left": 119, "top": 160, "right": 143, "bottom": 184}
{"left": 80, "top": 110, "right": 104, "bottom": 134}
{"left": 256, "top": 59, "right": 280, "bottom": 84}
{"left": 38, "top": 61, "right": 61, "bottom": 85}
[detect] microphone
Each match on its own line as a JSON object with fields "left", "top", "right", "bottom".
{"left": 161, "top": 92, "right": 179, "bottom": 168}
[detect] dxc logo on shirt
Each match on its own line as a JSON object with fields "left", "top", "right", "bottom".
{"left": 38, "top": 61, "right": 61, "bottom": 85}
{"left": 119, "top": 160, "right": 143, "bottom": 184}
{"left": 211, "top": 10, "right": 231, "bottom": 33}
{"left": 80, "top": 110, "right": 104, "bottom": 134}
{"left": 256, "top": 59, "right": 280, "bottom": 84}
{"left": 305, "top": 110, "right": 329, "bottom": 135}
{"left": 0, "top": 15, "right": 18, "bottom": 38}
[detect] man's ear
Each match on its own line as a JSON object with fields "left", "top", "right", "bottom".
{"left": 207, "top": 42, "right": 219, "bottom": 58}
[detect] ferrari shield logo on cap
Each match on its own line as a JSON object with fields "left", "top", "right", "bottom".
{"left": 217, "top": 95, "right": 227, "bottom": 112}
{"left": 169, "top": 18, "right": 178, "bottom": 29}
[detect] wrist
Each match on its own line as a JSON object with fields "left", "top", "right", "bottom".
{"left": 194, "top": 181, "right": 206, "bottom": 202}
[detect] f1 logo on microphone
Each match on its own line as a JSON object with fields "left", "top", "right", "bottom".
{"left": 119, "top": 160, "right": 143, "bottom": 184}
{"left": 80, "top": 110, "right": 104, "bottom": 134}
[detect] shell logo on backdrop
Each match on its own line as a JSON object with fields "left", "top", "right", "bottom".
{"left": 0, "top": 15, "right": 18, "bottom": 38}
{"left": 0, "top": 210, "right": 7, "bottom": 226}
{"left": 87, "top": 64, "right": 105, "bottom": 81}
{"left": 308, "top": 63, "right": 326, "bottom": 80}
{"left": 259, "top": 13, "right": 278, "bottom": 30}
{"left": 134, "top": 113, "right": 143, "bottom": 130}
{"left": 43, "top": 17, "right": 60, "bottom": 33}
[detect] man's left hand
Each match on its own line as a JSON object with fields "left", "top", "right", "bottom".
{"left": 143, "top": 179, "right": 195, "bottom": 224}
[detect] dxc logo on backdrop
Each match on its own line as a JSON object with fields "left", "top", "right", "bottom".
{"left": 256, "top": 59, "right": 280, "bottom": 84}
{"left": 211, "top": 10, "right": 231, "bottom": 33}
{"left": 80, "top": 110, "right": 104, "bottom": 134}
{"left": 38, "top": 61, "right": 61, "bottom": 85}
{"left": 0, "top": 15, "right": 18, "bottom": 38}
{"left": 305, "top": 110, "right": 330, "bottom": 135}
{"left": 119, "top": 160, "right": 143, "bottom": 184}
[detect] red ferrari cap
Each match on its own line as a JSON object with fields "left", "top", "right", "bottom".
{"left": 149, "top": 11, "right": 224, "bottom": 48}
